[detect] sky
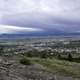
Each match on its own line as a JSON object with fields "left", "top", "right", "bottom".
{"left": 0, "top": 0, "right": 80, "bottom": 34}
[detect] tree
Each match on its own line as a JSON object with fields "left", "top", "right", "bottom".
{"left": 0, "top": 48, "right": 3, "bottom": 56}
{"left": 40, "top": 51, "right": 47, "bottom": 58}
{"left": 57, "top": 54, "right": 62, "bottom": 59}
{"left": 27, "top": 52, "right": 33, "bottom": 57}
{"left": 68, "top": 53, "right": 73, "bottom": 61}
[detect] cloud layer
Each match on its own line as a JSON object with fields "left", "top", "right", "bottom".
{"left": 0, "top": 25, "right": 42, "bottom": 34}
{"left": 0, "top": 0, "right": 80, "bottom": 34}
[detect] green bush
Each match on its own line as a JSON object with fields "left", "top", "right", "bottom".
{"left": 20, "top": 57, "right": 31, "bottom": 65}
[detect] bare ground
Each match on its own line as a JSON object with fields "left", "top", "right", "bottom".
{"left": 0, "top": 62, "right": 79, "bottom": 80}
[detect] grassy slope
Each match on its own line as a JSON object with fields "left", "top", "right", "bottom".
{"left": 28, "top": 57, "right": 80, "bottom": 79}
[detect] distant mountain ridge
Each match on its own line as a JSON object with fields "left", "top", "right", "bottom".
{"left": 0, "top": 31, "right": 80, "bottom": 39}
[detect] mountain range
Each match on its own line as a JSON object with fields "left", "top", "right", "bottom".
{"left": 0, "top": 29, "right": 80, "bottom": 39}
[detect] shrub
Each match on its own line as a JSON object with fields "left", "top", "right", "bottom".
{"left": 20, "top": 57, "right": 31, "bottom": 65}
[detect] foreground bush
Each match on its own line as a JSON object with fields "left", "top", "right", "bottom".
{"left": 20, "top": 57, "right": 31, "bottom": 65}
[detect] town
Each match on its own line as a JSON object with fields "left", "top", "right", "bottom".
{"left": 0, "top": 38, "right": 80, "bottom": 57}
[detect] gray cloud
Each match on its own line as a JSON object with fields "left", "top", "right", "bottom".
{"left": 0, "top": 0, "right": 80, "bottom": 34}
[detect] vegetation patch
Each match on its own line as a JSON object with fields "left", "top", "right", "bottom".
{"left": 30, "top": 57, "right": 80, "bottom": 79}
{"left": 20, "top": 57, "right": 32, "bottom": 65}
